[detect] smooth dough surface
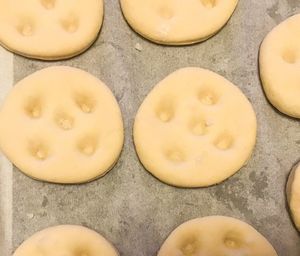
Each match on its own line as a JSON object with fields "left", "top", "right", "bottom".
{"left": 259, "top": 14, "right": 300, "bottom": 118}
{"left": 134, "top": 67, "right": 257, "bottom": 187}
{"left": 286, "top": 161, "right": 300, "bottom": 231}
{"left": 120, "top": 0, "right": 239, "bottom": 45}
{"left": 158, "top": 216, "right": 278, "bottom": 256}
{"left": 13, "top": 225, "right": 119, "bottom": 256}
{"left": 0, "top": 0, "right": 103, "bottom": 60}
{"left": 0, "top": 66, "right": 124, "bottom": 184}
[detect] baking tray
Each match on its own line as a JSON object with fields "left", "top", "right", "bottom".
{"left": 0, "top": 0, "right": 299, "bottom": 255}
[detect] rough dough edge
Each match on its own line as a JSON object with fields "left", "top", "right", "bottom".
{"left": 12, "top": 225, "right": 120, "bottom": 256}
{"left": 133, "top": 67, "right": 257, "bottom": 188}
{"left": 286, "top": 160, "right": 300, "bottom": 231}
{"left": 0, "top": 2, "right": 104, "bottom": 61}
{"left": 119, "top": 1, "right": 239, "bottom": 46}
{"left": 258, "top": 14, "right": 300, "bottom": 119}
{"left": 0, "top": 66, "right": 124, "bottom": 184}
{"left": 157, "top": 216, "right": 278, "bottom": 256}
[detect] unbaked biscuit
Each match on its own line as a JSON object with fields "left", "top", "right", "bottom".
{"left": 120, "top": 0, "right": 239, "bottom": 45}
{"left": 134, "top": 67, "right": 257, "bottom": 187}
{"left": 286, "top": 161, "right": 300, "bottom": 231}
{"left": 13, "top": 225, "right": 119, "bottom": 256}
{"left": 259, "top": 14, "right": 300, "bottom": 118}
{"left": 0, "top": 66, "right": 124, "bottom": 184}
{"left": 0, "top": 0, "right": 103, "bottom": 60}
{"left": 158, "top": 216, "right": 278, "bottom": 256}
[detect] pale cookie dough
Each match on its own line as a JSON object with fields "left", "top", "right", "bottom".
{"left": 13, "top": 225, "right": 119, "bottom": 256}
{"left": 158, "top": 216, "right": 278, "bottom": 256}
{"left": 286, "top": 161, "right": 300, "bottom": 231}
{"left": 0, "top": 0, "right": 103, "bottom": 60}
{"left": 0, "top": 66, "right": 124, "bottom": 184}
{"left": 120, "top": 0, "right": 239, "bottom": 45}
{"left": 134, "top": 68, "right": 257, "bottom": 187}
{"left": 259, "top": 14, "right": 300, "bottom": 118}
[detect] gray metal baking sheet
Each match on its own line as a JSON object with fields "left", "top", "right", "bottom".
{"left": 1, "top": 0, "right": 300, "bottom": 255}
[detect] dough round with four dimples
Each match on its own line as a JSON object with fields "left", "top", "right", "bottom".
{"left": 158, "top": 216, "right": 278, "bottom": 256}
{"left": 120, "top": 0, "right": 239, "bottom": 45}
{"left": 0, "top": 0, "right": 103, "bottom": 60}
{"left": 0, "top": 66, "right": 124, "bottom": 184}
{"left": 13, "top": 225, "right": 119, "bottom": 256}
{"left": 259, "top": 14, "right": 300, "bottom": 118}
{"left": 133, "top": 67, "right": 257, "bottom": 187}
{"left": 286, "top": 161, "right": 300, "bottom": 231}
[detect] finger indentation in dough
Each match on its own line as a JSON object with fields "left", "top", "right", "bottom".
{"left": 17, "top": 20, "right": 35, "bottom": 36}
{"left": 74, "top": 248, "right": 90, "bottom": 256}
{"left": 24, "top": 97, "right": 42, "bottom": 118}
{"left": 223, "top": 231, "right": 243, "bottom": 249}
{"left": 55, "top": 112, "right": 74, "bottom": 130}
{"left": 29, "top": 141, "right": 49, "bottom": 160}
{"left": 198, "top": 89, "right": 218, "bottom": 105}
{"left": 214, "top": 133, "right": 233, "bottom": 150}
{"left": 282, "top": 49, "right": 297, "bottom": 64}
{"left": 75, "top": 93, "right": 95, "bottom": 113}
{"left": 78, "top": 135, "right": 98, "bottom": 156}
{"left": 166, "top": 149, "right": 185, "bottom": 163}
{"left": 180, "top": 236, "right": 201, "bottom": 255}
{"left": 156, "top": 99, "right": 175, "bottom": 122}
{"left": 41, "top": 0, "right": 56, "bottom": 9}
{"left": 189, "top": 117, "right": 207, "bottom": 136}
{"left": 201, "top": 0, "right": 217, "bottom": 8}
{"left": 61, "top": 14, "right": 79, "bottom": 33}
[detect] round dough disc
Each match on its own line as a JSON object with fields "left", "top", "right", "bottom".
{"left": 158, "top": 216, "right": 278, "bottom": 256}
{"left": 286, "top": 161, "right": 300, "bottom": 231}
{"left": 120, "top": 0, "right": 239, "bottom": 45}
{"left": 259, "top": 14, "right": 300, "bottom": 118}
{"left": 13, "top": 225, "right": 119, "bottom": 256}
{"left": 0, "top": 0, "right": 103, "bottom": 60}
{"left": 0, "top": 66, "right": 124, "bottom": 184}
{"left": 133, "top": 67, "right": 257, "bottom": 187}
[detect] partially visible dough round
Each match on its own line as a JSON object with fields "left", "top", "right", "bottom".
{"left": 0, "top": 0, "right": 103, "bottom": 60}
{"left": 134, "top": 67, "right": 257, "bottom": 187}
{"left": 0, "top": 66, "right": 124, "bottom": 184}
{"left": 120, "top": 0, "right": 239, "bottom": 45}
{"left": 259, "top": 14, "right": 300, "bottom": 118}
{"left": 13, "top": 225, "right": 119, "bottom": 256}
{"left": 286, "top": 161, "right": 300, "bottom": 231}
{"left": 158, "top": 216, "right": 278, "bottom": 256}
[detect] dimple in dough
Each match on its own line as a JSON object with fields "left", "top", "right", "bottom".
{"left": 13, "top": 225, "right": 119, "bottom": 256}
{"left": 259, "top": 14, "right": 300, "bottom": 118}
{"left": 134, "top": 67, "right": 257, "bottom": 188}
{"left": 120, "top": 0, "right": 239, "bottom": 45}
{"left": 158, "top": 216, "right": 278, "bottom": 256}
{"left": 286, "top": 161, "right": 300, "bottom": 231}
{"left": 0, "top": 0, "right": 103, "bottom": 60}
{"left": 0, "top": 66, "right": 124, "bottom": 184}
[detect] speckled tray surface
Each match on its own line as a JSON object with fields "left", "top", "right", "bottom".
{"left": 0, "top": 0, "right": 300, "bottom": 255}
